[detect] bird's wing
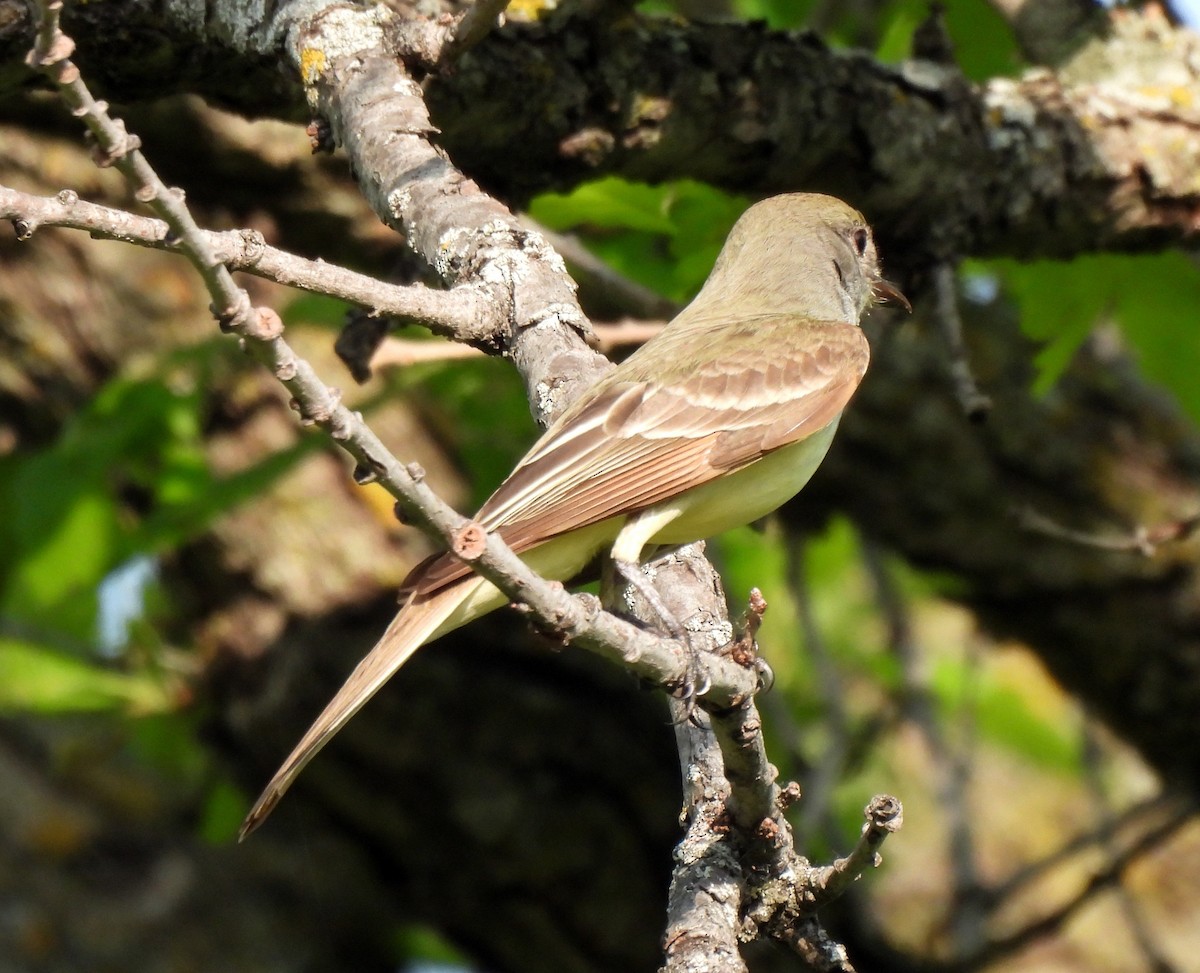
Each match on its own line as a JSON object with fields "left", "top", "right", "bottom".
{"left": 414, "top": 320, "right": 868, "bottom": 594}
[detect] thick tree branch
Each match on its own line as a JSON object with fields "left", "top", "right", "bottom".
{"left": 5, "top": 2, "right": 1199, "bottom": 259}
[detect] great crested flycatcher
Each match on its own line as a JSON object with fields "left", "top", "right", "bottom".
{"left": 240, "top": 192, "right": 906, "bottom": 837}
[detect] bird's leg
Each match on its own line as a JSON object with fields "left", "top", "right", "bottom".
{"left": 612, "top": 558, "right": 711, "bottom": 712}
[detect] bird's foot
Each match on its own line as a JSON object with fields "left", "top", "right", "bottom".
{"left": 613, "top": 558, "right": 710, "bottom": 717}
{"left": 753, "top": 656, "right": 775, "bottom": 694}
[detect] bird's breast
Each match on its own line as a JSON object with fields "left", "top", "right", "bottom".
{"left": 648, "top": 417, "right": 841, "bottom": 546}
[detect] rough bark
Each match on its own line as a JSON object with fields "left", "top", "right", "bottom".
{"left": 3, "top": 1, "right": 1199, "bottom": 259}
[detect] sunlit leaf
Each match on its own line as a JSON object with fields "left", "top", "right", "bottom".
{"left": 931, "top": 657, "right": 1082, "bottom": 773}
{"left": 0, "top": 481, "right": 116, "bottom": 640}
{"left": 874, "top": 0, "right": 1021, "bottom": 78}
{"left": 529, "top": 178, "right": 678, "bottom": 234}
{"left": 0, "top": 638, "right": 173, "bottom": 715}
{"left": 992, "top": 252, "right": 1200, "bottom": 422}
{"left": 393, "top": 924, "right": 473, "bottom": 968}
{"left": 529, "top": 178, "right": 747, "bottom": 302}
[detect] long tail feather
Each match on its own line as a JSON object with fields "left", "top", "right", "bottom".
{"left": 239, "top": 577, "right": 485, "bottom": 839}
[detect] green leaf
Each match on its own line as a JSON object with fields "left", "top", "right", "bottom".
{"left": 529, "top": 178, "right": 679, "bottom": 234}
{"left": 392, "top": 924, "right": 472, "bottom": 968}
{"left": 992, "top": 252, "right": 1200, "bottom": 422}
{"left": 931, "top": 657, "right": 1081, "bottom": 772}
{"left": 876, "top": 0, "right": 1021, "bottom": 79}
{"left": 0, "top": 480, "right": 117, "bottom": 639}
{"left": 198, "top": 777, "right": 250, "bottom": 844}
{"left": 733, "top": 0, "right": 818, "bottom": 30}
{"left": 130, "top": 438, "right": 320, "bottom": 553}
{"left": 712, "top": 516, "right": 890, "bottom": 692}
{"left": 712, "top": 523, "right": 808, "bottom": 688}
{"left": 0, "top": 349, "right": 316, "bottom": 647}
{"left": 529, "top": 178, "right": 748, "bottom": 303}
{"left": 0, "top": 637, "right": 173, "bottom": 715}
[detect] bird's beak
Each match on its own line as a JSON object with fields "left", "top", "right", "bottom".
{"left": 873, "top": 277, "right": 911, "bottom": 312}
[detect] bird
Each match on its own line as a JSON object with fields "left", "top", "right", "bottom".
{"left": 240, "top": 192, "right": 907, "bottom": 838}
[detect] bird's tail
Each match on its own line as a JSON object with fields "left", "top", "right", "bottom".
{"left": 239, "top": 574, "right": 491, "bottom": 839}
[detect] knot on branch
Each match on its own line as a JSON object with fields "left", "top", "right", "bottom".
{"left": 451, "top": 521, "right": 487, "bottom": 561}
{"left": 213, "top": 293, "right": 254, "bottom": 334}
{"left": 777, "top": 781, "right": 802, "bottom": 811}
{"left": 729, "top": 586, "right": 768, "bottom": 667}
{"left": 89, "top": 122, "right": 141, "bottom": 168}
{"left": 328, "top": 405, "right": 356, "bottom": 441}
{"left": 243, "top": 306, "right": 284, "bottom": 341}
{"left": 237, "top": 229, "right": 268, "bottom": 265}
{"left": 864, "top": 794, "right": 904, "bottom": 838}
{"left": 25, "top": 2, "right": 74, "bottom": 76}
{"left": 288, "top": 386, "right": 341, "bottom": 427}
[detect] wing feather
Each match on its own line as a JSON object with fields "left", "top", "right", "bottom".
{"left": 415, "top": 319, "right": 868, "bottom": 594}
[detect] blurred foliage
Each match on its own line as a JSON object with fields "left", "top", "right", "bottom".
{"left": 0, "top": 636, "right": 174, "bottom": 714}
{"left": 641, "top": 0, "right": 1022, "bottom": 80}
{"left": 391, "top": 353, "right": 538, "bottom": 508}
{"left": 530, "top": 178, "right": 750, "bottom": 303}
{"left": 0, "top": 338, "right": 316, "bottom": 716}
{"left": 987, "top": 252, "right": 1200, "bottom": 423}
{"left": 392, "top": 924, "right": 474, "bottom": 970}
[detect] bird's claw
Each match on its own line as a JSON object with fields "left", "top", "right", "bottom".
{"left": 753, "top": 657, "right": 775, "bottom": 694}
{"left": 667, "top": 637, "right": 711, "bottom": 724}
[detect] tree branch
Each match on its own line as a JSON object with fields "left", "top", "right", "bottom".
{"left": 8, "top": 1, "right": 1199, "bottom": 258}
{"left": 0, "top": 184, "right": 498, "bottom": 341}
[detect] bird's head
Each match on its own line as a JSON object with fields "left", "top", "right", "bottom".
{"left": 696, "top": 193, "right": 909, "bottom": 323}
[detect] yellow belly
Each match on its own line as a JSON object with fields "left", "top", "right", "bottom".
{"left": 651, "top": 419, "right": 838, "bottom": 545}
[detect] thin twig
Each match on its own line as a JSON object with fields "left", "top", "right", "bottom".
{"left": 369, "top": 337, "right": 483, "bottom": 369}
{"left": 931, "top": 262, "right": 992, "bottom": 422}
{"left": 0, "top": 184, "right": 498, "bottom": 344}
{"left": 861, "top": 534, "right": 985, "bottom": 953}
{"left": 441, "top": 0, "right": 513, "bottom": 63}
{"left": 368, "top": 318, "right": 665, "bottom": 370}
{"left": 1080, "top": 724, "right": 1181, "bottom": 973}
{"left": 527, "top": 218, "right": 681, "bottom": 322}
{"left": 965, "top": 801, "right": 1194, "bottom": 968}
{"left": 988, "top": 790, "right": 1187, "bottom": 906}
{"left": 1014, "top": 504, "right": 1200, "bottom": 557}
{"left": 809, "top": 795, "right": 905, "bottom": 904}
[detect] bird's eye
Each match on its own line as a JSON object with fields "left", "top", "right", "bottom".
{"left": 852, "top": 228, "right": 869, "bottom": 256}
